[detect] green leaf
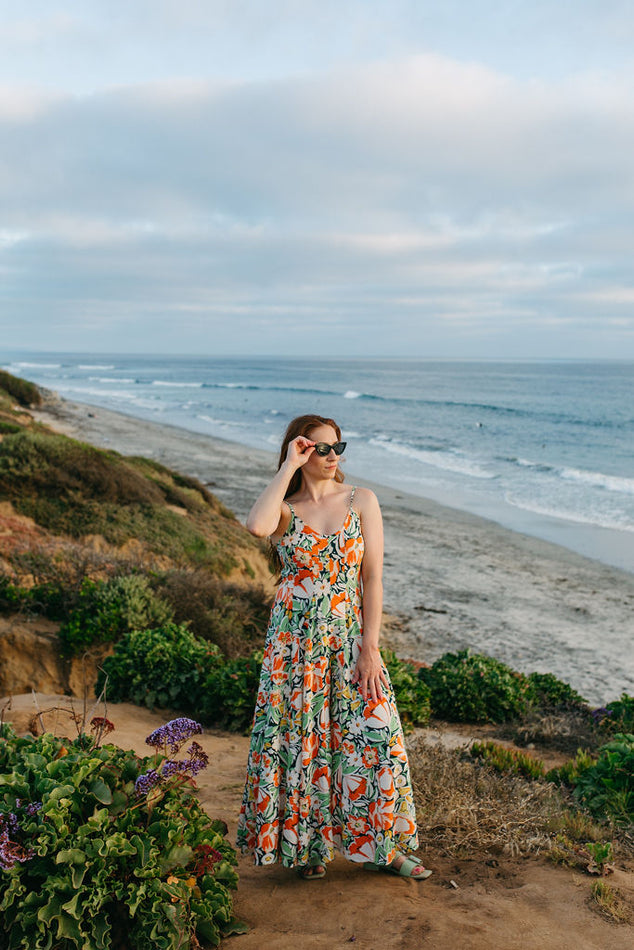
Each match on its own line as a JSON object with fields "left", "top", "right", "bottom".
{"left": 221, "top": 916, "right": 250, "bottom": 936}
{"left": 196, "top": 917, "right": 220, "bottom": 945}
{"left": 90, "top": 778, "right": 113, "bottom": 804}
{"left": 56, "top": 848, "right": 87, "bottom": 865}
{"left": 61, "top": 891, "right": 83, "bottom": 919}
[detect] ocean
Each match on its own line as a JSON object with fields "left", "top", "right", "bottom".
{"left": 4, "top": 353, "right": 634, "bottom": 574}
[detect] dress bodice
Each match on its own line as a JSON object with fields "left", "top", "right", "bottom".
{"left": 275, "top": 493, "right": 364, "bottom": 617}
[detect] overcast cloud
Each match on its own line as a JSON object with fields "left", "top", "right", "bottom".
{"left": 1, "top": 1, "right": 633, "bottom": 357}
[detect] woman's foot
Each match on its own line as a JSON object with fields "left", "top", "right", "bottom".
{"left": 297, "top": 863, "right": 326, "bottom": 880}
{"left": 389, "top": 854, "right": 432, "bottom": 879}
{"left": 364, "top": 853, "right": 432, "bottom": 880}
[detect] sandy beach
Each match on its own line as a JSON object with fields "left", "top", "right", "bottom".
{"left": 32, "top": 391, "right": 634, "bottom": 706}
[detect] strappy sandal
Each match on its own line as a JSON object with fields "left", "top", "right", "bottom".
{"left": 297, "top": 862, "right": 326, "bottom": 880}
{"left": 364, "top": 853, "right": 432, "bottom": 880}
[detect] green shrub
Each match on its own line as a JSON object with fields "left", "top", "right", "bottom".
{"left": 420, "top": 649, "right": 530, "bottom": 723}
{"left": 96, "top": 623, "right": 223, "bottom": 711}
{"left": 526, "top": 672, "right": 587, "bottom": 709}
{"left": 0, "top": 575, "right": 68, "bottom": 620}
{"left": 0, "top": 421, "right": 22, "bottom": 435}
{"left": 96, "top": 623, "right": 264, "bottom": 734}
{"left": 0, "top": 720, "right": 239, "bottom": 949}
{"left": 594, "top": 694, "right": 634, "bottom": 734}
{"left": 380, "top": 649, "right": 431, "bottom": 732}
{"left": 59, "top": 575, "right": 173, "bottom": 655}
{"left": 546, "top": 748, "right": 597, "bottom": 788}
{"left": 469, "top": 740, "right": 545, "bottom": 780}
{"left": 202, "top": 651, "right": 263, "bottom": 733}
{"left": 0, "top": 370, "right": 42, "bottom": 407}
{"left": 573, "top": 733, "right": 634, "bottom": 825}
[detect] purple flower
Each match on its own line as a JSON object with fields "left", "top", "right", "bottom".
{"left": 1, "top": 812, "right": 19, "bottom": 837}
{"left": 160, "top": 742, "right": 209, "bottom": 780}
{"left": 25, "top": 802, "right": 42, "bottom": 818}
{"left": 145, "top": 718, "right": 203, "bottom": 755}
{"left": 134, "top": 769, "right": 161, "bottom": 796}
{"left": 0, "top": 827, "right": 34, "bottom": 871}
{"left": 186, "top": 741, "right": 209, "bottom": 775}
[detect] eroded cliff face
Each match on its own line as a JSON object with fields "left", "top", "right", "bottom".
{"left": 0, "top": 615, "right": 113, "bottom": 701}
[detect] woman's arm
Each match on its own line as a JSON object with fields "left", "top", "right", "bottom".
{"left": 245, "top": 436, "right": 315, "bottom": 537}
{"left": 351, "top": 489, "right": 389, "bottom": 703}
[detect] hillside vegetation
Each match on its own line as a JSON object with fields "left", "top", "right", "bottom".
{"left": 0, "top": 371, "right": 273, "bottom": 664}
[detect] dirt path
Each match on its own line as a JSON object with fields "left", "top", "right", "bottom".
{"left": 3, "top": 695, "right": 632, "bottom": 950}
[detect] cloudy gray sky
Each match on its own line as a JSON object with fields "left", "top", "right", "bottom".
{"left": 1, "top": 0, "right": 633, "bottom": 357}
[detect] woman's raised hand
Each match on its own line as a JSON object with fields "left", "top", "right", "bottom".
{"left": 286, "top": 436, "right": 316, "bottom": 468}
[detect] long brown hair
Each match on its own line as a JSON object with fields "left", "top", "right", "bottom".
{"left": 278, "top": 414, "right": 346, "bottom": 499}
{"left": 268, "top": 415, "right": 345, "bottom": 575}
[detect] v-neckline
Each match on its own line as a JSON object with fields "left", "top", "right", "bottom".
{"left": 293, "top": 508, "right": 352, "bottom": 539}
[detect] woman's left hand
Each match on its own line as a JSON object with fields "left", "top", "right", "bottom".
{"left": 352, "top": 644, "right": 389, "bottom": 703}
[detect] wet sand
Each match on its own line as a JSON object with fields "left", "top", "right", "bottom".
{"left": 33, "top": 392, "right": 634, "bottom": 706}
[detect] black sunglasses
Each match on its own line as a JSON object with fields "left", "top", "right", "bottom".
{"left": 313, "top": 441, "right": 346, "bottom": 457}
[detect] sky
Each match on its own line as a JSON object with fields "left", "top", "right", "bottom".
{"left": 1, "top": 0, "right": 634, "bottom": 358}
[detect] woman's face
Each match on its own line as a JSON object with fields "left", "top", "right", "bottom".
{"left": 304, "top": 424, "right": 341, "bottom": 480}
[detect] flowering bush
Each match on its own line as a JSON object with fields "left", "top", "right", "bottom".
{"left": 0, "top": 718, "right": 239, "bottom": 949}
{"left": 593, "top": 693, "right": 634, "bottom": 735}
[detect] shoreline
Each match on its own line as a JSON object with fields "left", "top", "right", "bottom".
{"left": 32, "top": 390, "right": 634, "bottom": 706}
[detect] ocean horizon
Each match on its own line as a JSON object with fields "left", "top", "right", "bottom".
{"left": 4, "top": 351, "right": 634, "bottom": 575}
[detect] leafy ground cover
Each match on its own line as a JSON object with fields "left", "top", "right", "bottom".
{"left": 0, "top": 717, "right": 240, "bottom": 950}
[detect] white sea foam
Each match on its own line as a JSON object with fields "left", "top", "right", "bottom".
{"left": 369, "top": 437, "right": 495, "bottom": 479}
{"left": 560, "top": 467, "right": 634, "bottom": 496}
{"left": 78, "top": 364, "right": 115, "bottom": 370}
{"left": 89, "top": 377, "right": 135, "bottom": 384}
{"left": 343, "top": 390, "right": 362, "bottom": 399}
{"left": 11, "top": 361, "right": 61, "bottom": 369}
{"left": 197, "top": 413, "right": 229, "bottom": 426}
{"left": 504, "top": 493, "right": 634, "bottom": 532}
{"left": 151, "top": 380, "right": 203, "bottom": 388}
{"left": 196, "top": 414, "right": 249, "bottom": 429}
{"left": 57, "top": 384, "right": 138, "bottom": 402}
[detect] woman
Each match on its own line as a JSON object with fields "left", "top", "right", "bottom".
{"left": 237, "top": 414, "right": 430, "bottom": 880}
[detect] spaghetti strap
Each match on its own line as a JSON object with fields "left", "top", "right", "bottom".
{"left": 286, "top": 500, "right": 296, "bottom": 515}
{"left": 349, "top": 486, "right": 356, "bottom": 509}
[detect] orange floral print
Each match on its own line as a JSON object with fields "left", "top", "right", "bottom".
{"left": 237, "top": 488, "right": 419, "bottom": 868}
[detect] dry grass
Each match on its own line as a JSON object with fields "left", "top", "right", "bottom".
{"left": 590, "top": 880, "right": 632, "bottom": 924}
{"left": 504, "top": 707, "right": 600, "bottom": 756}
{"left": 409, "top": 735, "right": 569, "bottom": 858}
{"left": 158, "top": 569, "right": 271, "bottom": 658}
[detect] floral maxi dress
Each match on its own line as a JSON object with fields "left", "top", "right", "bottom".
{"left": 237, "top": 488, "right": 419, "bottom": 867}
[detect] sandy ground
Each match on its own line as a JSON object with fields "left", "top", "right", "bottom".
{"left": 2, "top": 694, "right": 633, "bottom": 950}
{"left": 32, "top": 393, "right": 634, "bottom": 705}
